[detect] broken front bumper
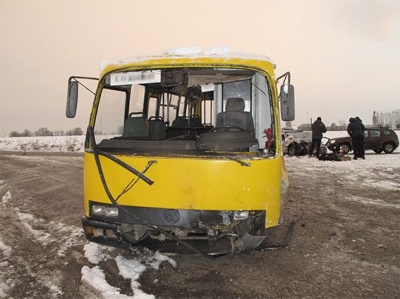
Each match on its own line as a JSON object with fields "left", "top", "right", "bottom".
{"left": 82, "top": 204, "right": 267, "bottom": 250}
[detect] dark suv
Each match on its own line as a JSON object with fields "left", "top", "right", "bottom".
{"left": 327, "top": 127, "right": 399, "bottom": 154}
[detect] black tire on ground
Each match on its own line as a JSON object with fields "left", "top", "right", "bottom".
{"left": 301, "top": 143, "right": 311, "bottom": 156}
{"left": 383, "top": 142, "right": 395, "bottom": 154}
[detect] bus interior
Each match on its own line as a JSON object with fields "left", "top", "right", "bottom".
{"left": 93, "top": 67, "right": 276, "bottom": 157}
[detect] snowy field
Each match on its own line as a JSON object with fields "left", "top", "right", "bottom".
{"left": 0, "top": 131, "right": 398, "bottom": 153}
{"left": 0, "top": 135, "right": 85, "bottom": 153}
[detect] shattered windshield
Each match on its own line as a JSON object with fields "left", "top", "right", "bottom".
{"left": 93, "top": 67, "right": 276, "bottom": 157}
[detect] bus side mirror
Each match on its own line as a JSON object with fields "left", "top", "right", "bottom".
{"left": 280, "top": 84, "right": 295, "bottom": 121}
{"left": 66, "top": 80, "right": 78, "bottom": 118}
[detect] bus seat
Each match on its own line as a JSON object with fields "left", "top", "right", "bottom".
{"left": 122, "top": 117, "right": 149, "bottom": 138}
{"left": 149, "top": 117, "right": 166, "bottom": 139}
{"left": 172, "top": 117, "right": 188, "bottom": 128}
{"left": 189, "top": 115, "right": 202, "bottom": 127}
{"left": 216, "top": 97, "right": 255, "bottom": 136}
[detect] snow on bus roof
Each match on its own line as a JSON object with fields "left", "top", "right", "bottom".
{"left": 100, "top": 46, "right": 272, "bottom": 71}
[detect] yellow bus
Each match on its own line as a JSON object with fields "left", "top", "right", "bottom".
{"left": 66, "top": 48, "right": 295, "bottom": 255}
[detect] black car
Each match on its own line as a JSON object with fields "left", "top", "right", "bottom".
{"left": 327, "top": 127, "right": 399, "bottom": 154}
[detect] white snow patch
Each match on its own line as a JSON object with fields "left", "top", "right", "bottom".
{"left": 81, "top": 265, "right": 124, "bottom": 298}
{"left": 115, "top": 256, "right": 148, "bottom": 294}
{"left": 1, "top": 190, "right": 11, "bottom": 204}
{"left": 14, "top": 209, "right": 84, "bottom": 254}
{"left": 0, "top": 209, "right": 82, "bottom": 298}
{"left": 143, "top": 250, "right": 177, "bottom": 270}
{"left": 17, "top": 211, "right": 52, "bottom": 244}
{"left": 0, "top": 180, "right": 6, "bottom": 191}
{"left": 362, "top": 179, "right": 400, "bottom": 192}
{"left": 83, "top": 244, "right": 176, "bottom": 298}
{"left": 349, "top": 196, "right": 400, "bottom": 209}
{"left": 39, "top": 275, "right": 64, "bottom": 298}
{"left": 84, "top": 242, "right": 115, "bottom": 265}
{"left": 0, "top": 239, "right": 11, "bottom": 257}
{"left": 54, "top": 223, "right": 85, "bottom": 258}
{"left": 0, "top": 282, "right": 11, "bottom": 298}
{"left": 100, "top": 46, "right": 272, "bottom": 71}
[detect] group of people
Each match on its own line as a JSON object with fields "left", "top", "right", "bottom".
{"left": 309, "top": 116, "right": 365, "bottom": 160}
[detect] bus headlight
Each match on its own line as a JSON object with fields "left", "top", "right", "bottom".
{"left": 92, "top": 205, "right": 119, "bottom": 217}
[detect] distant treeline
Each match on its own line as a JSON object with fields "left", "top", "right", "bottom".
{"left": 373, "top": 109, "right": 400, "bottom": 129}
{"left": 8, "top": 110, "right": 400, "bottom": 137}
{"left": 9, "top": 127, "right": 83, "bottom": 137}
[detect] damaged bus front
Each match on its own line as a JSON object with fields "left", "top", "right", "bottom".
{"left": 66, "top": 49, "right": 295, "bottom": 255}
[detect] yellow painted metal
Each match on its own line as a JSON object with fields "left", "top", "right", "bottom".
{"left": 101, "top": 56, "right": 276, "bottom": 80}
{"left": 84, "top": 152, "right": 283, "bottom": 227}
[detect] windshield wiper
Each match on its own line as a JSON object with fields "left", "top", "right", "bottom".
{"left": 97, "top": 149, "right": 154, "bottom": 185}
{"left": 210, "top": 150, "right": 251, "bottom": 167}
{"left": 217, "top": 152, "right": 251, "bottom": 167}
{"left": 116, "top": 160, "right": 157, "bottom": 201}
{"left": 196, "top": 140, "right": 252, "bottom": 167}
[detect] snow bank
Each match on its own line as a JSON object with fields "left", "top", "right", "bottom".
{"left": 100, "top": 46, "right": 272, "bottom": 71}
{"left": 0, "top": 136, "right": 85, "bottom": 152}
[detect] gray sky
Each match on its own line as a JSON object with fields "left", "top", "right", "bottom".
{"left": 1, "top": 0, "right": 399, "bottom": 136}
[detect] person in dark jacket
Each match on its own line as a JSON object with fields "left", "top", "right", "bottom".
{"left": 310, "top": 117, "right": 327, "bottom": 158}
{"left": 347, "top": 117, "right": 366, "bottom": 159}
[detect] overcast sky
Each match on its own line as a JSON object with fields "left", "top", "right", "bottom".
{"left": 0, "top": 0, "right": 399, "bottom": 136}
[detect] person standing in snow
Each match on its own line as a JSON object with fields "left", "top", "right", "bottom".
{"left": 309, "top": 117, "right": 327, "bottom": 158}
{"left": 347, "top": 117, "right": 365, "bottom": 159}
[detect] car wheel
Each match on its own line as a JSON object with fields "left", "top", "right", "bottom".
{"left": 339, "top": 143, "right": 351, "bottom": 154}
{"left": 301, "top": 143, "right": 311, "bottom": 156}
{"left": 383, "top": 142, "right": 395, "bottom": 154}
{"left": 287, "top": 143, "right": 297, "bottom": 156}
{"left": 373, "top": 149, "right": 382, "bottom": 154}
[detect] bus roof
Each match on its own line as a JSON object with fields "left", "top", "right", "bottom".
{"left": 99, "top": 46, "right": 274, "bottom": 73}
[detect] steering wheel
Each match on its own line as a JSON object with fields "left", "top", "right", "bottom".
{"left": 210, "top": 126, "right": 246, "bottom": 132}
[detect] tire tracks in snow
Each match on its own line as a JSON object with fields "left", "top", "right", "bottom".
{"left": 0, "top": 154, "right": 87, "bottom": 298}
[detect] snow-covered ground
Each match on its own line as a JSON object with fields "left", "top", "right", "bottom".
{"left": 0, "top": 132, "right": 399, "bottom": 297}
{"left": 0, "top": 206, "right": 177, "bottom": 298}
{"left": 1, "top": 183, "right": 177, "bottom": 299}
{"left": 0, "top": 136, "right": 180, "bottom": 298}
{"left": 81, "top": 243, "right": 176, "bottom": 298}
